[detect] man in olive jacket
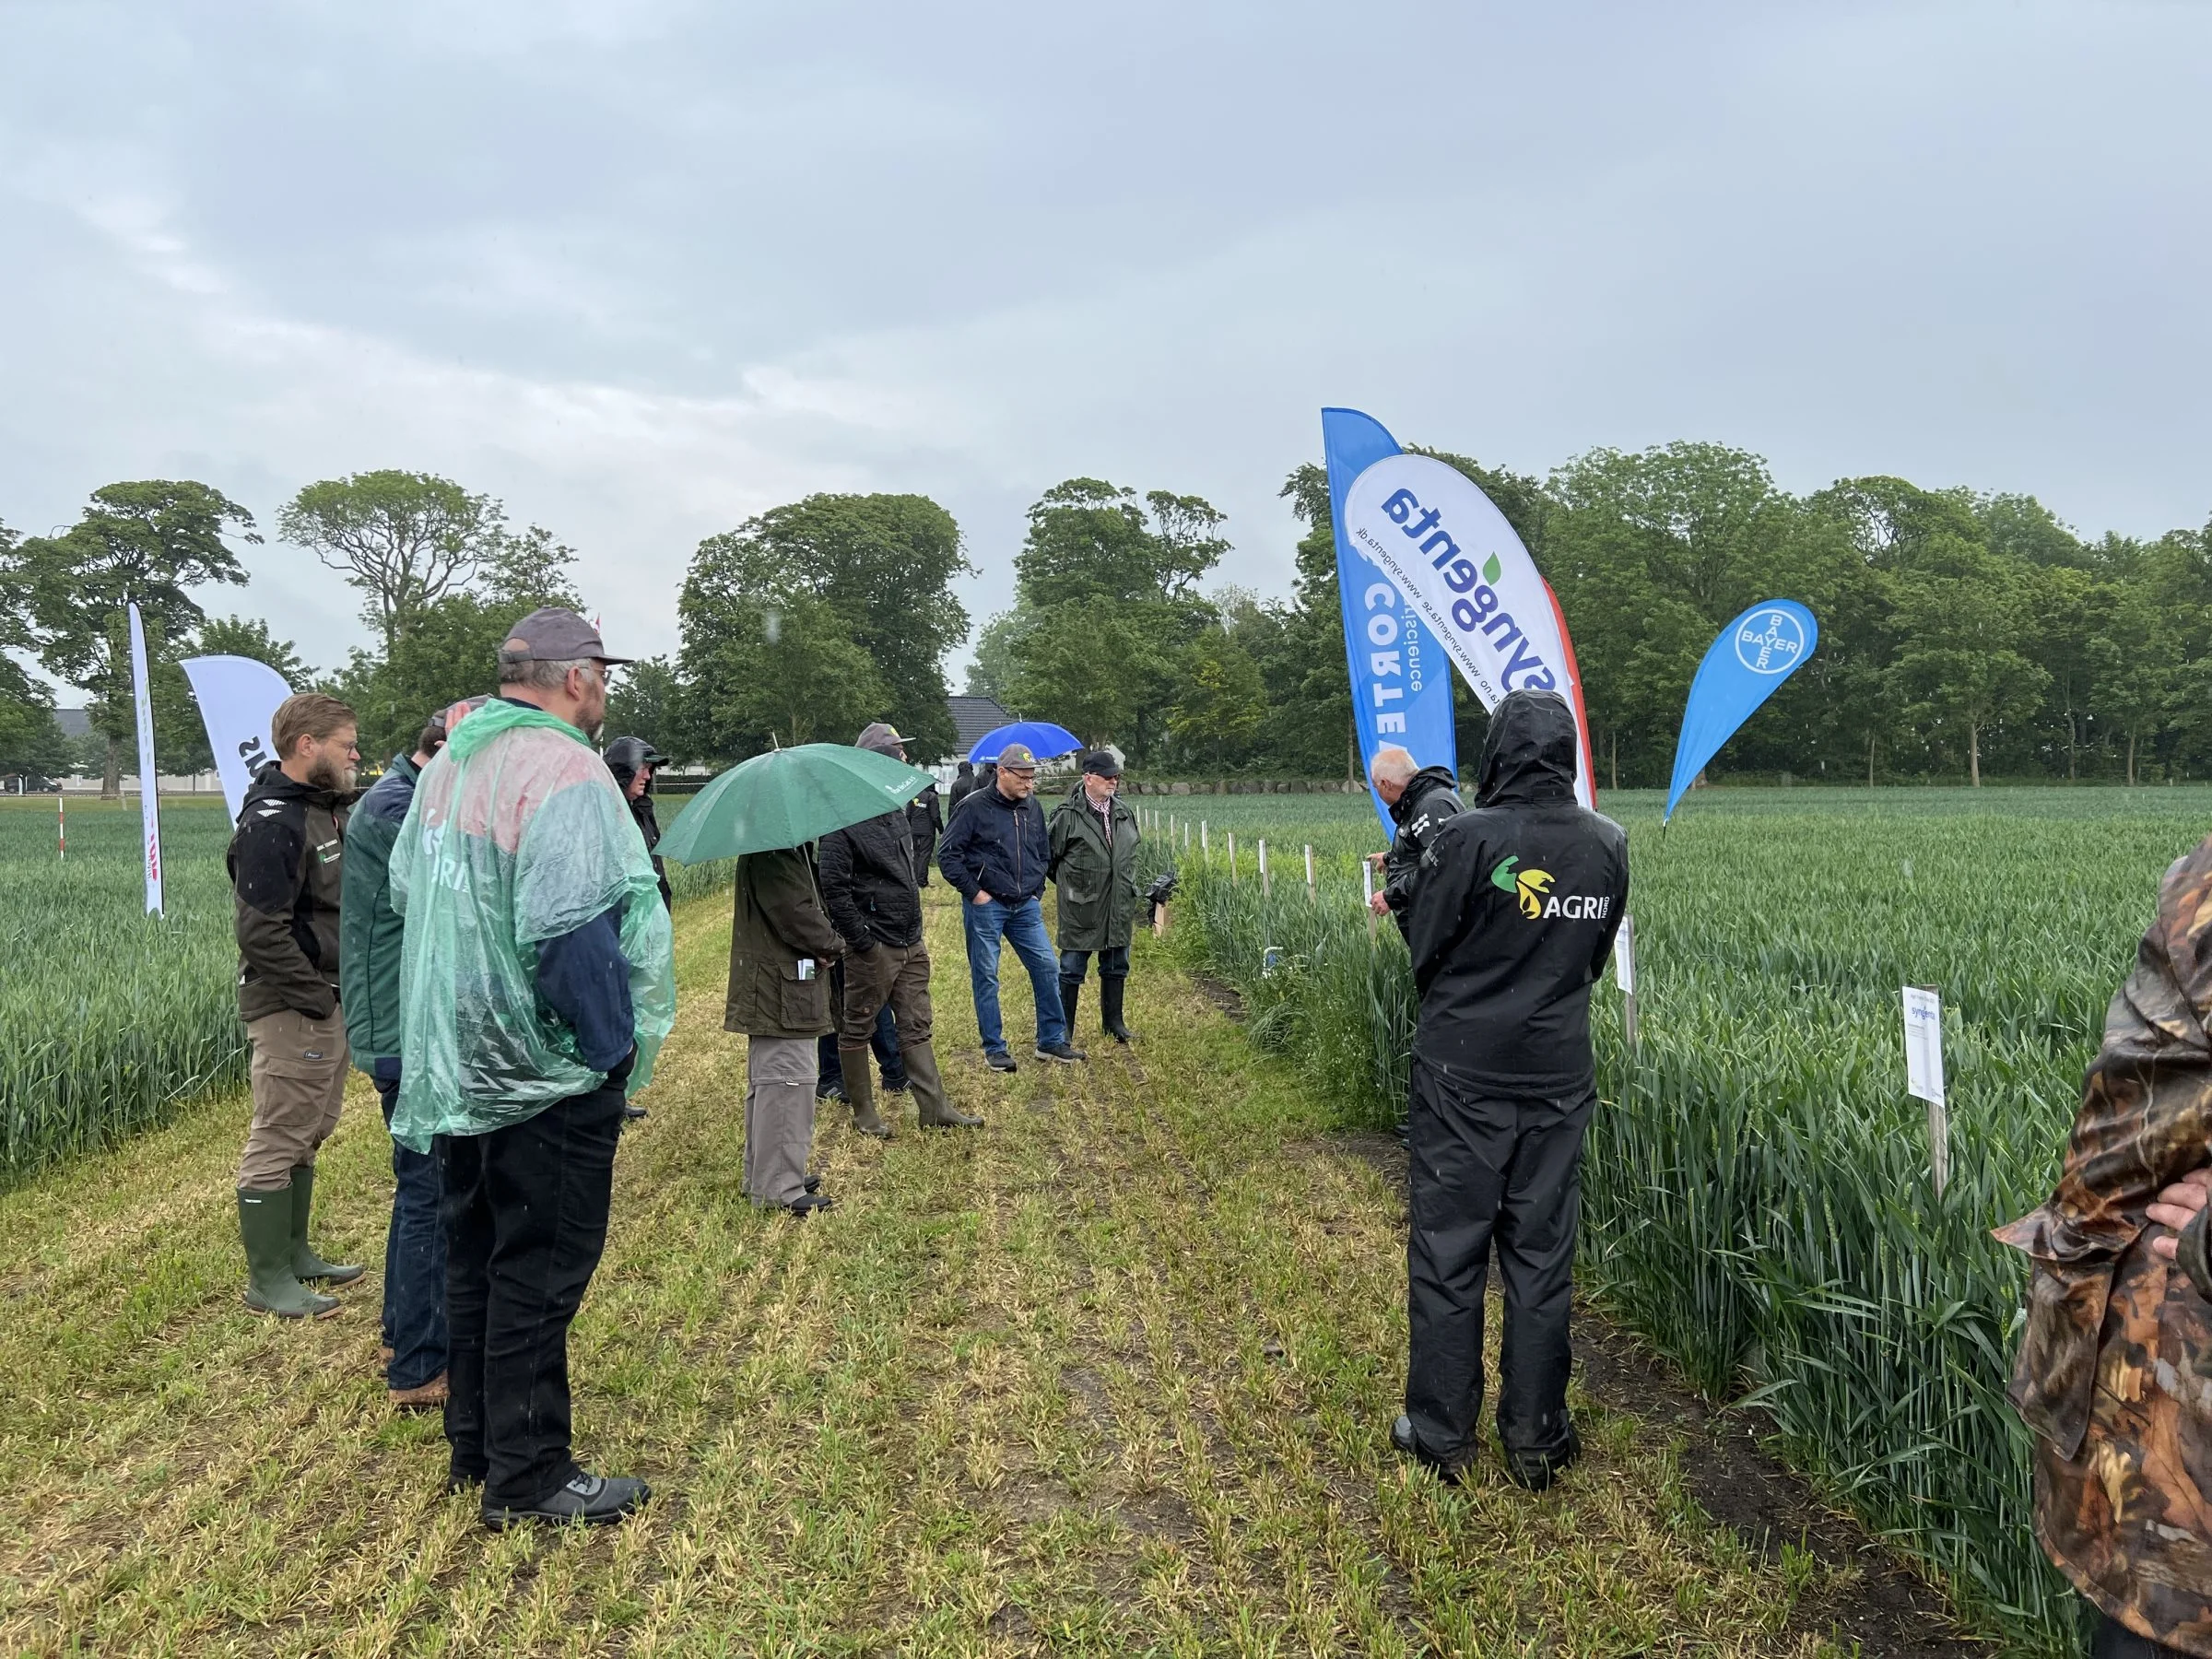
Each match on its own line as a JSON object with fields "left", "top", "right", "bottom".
{"left": 725, "top": 843, "right": 845, "bottom": 1214}
{"left": 1048, "top": 750, "right": 1142, "bottom": 1043}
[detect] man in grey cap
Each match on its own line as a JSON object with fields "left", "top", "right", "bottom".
{"left": 935, "top": 741, "right": 1082, "bottom": 1069}
{"left": 394, "top": 605, "right": 673, "bottom": 1530}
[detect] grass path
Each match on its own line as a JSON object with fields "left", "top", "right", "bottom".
{"left": 0, "top": 889, "right": 1856, "bottom": 1656}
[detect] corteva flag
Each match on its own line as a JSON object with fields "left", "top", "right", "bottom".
{"left": 1323, "top": 408, "right": 1457, "bottom": 832}
{"left": 1665, "top": 600, "right": 1818, "bottom": 822}
{"left": 1330, "top": 414, "right": 1596, "bottom": 809}
{"left": 181, "top": 654, "right": 294, "bottom": 823}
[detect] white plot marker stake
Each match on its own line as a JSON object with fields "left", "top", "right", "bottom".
{"left": 1614, "top": 912, "right": 1639, "bottom": 1054}
{"left": 1902, "top": 985, "right": 1948, "bottom": 1196}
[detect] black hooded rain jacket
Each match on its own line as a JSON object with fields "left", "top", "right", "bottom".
{"left": 605, "top": 735, "right": 674, "bottom": 909}
{"left": 1405, "top": 690, "right": 1628, "bottom": 1098}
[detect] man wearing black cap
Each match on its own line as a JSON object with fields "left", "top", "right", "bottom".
{"left": 1048, "top": 750, "right": 1141, "bottom": 1043}
{"left": 936, "top": 742, "right": 1082, "bottom": 1069}
{"left": 604, "top": 736, "right": 673, "bottom": 912}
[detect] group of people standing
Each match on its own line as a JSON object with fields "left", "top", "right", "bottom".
{"left": 724, "top": 735, "right": 1146, "bottom": 1212}
{"left": 221, "top": 603, "right": 1147, "bottom": 1533}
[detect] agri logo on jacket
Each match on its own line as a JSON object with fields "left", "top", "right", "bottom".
{"left": 1490, "top": 854, "right": 1612, "bottom": 922}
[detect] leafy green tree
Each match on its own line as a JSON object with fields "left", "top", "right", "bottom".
{"left": 278, "top": 471, "right": 506, "bottom": 653}
{"left": 8, "top": 482, "right": 256, "bottom": 795}
{"left": 1888, "top": 543, "right": 2051, "bottom": 786}
{"left": 1167, "top": 623, "right": 1266, "bottom": 772}
{"left": 2089, "top": 582, "right": 2180, "bottom": 785}
{"left": 695, "top": 495, "right": 971, "bottom": 760}
{"left": 190, "top": 615, "right": 313, "bottom": 686}
{"left": 604, "top": 655, "right": 685, "bottom": 760}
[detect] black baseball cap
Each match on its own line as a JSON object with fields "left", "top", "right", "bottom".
{"left": 1081, "top": 749, "right": 1123, "bottom": 778}
{"left": 501, "top": 607, "right": 632, "bottom": 665}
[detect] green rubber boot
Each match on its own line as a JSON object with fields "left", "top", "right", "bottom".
{"left": 288, "top": 1164, "right": 363, "bottom": 1285}
{"left": 240, "top": 1187, "right": 339, "bottom": 1319}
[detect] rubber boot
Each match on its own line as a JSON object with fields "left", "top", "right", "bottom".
{"left": 1059, "top": 977, "right": 1083, "bottom": 1045}
{"left": 1100, "top": 976, "right": 1135, "bottom": 1044}
{"left": 907, "top": 1040, "right": 981, "bottom": 1129}
{"left": 240, "top": 1188, "right": 339, "bottom": 1319}
{"left": 843, "top": 1055, "right": 892, "bottom": 1139}
{"left": 288, "top": 1164, "right": 363, "bottom": 1284}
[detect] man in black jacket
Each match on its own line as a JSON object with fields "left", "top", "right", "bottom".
{"left": 818, "top": 724, "right": 978, "bottom": 1135}
{"left": 946, "top": 759, "right": 977, "bottom": 817}
{"left": 1393, "top": 689, "right": 1627, "bottom": 1493}
{"left": 1365, "top": 747, "right": 1463, "bottom": 941}
{"left": 231, "top": 692, "right": 364, "bottom": 1321}
{"left": 936, "top": 743, "right": 1082, "bottom": 1070}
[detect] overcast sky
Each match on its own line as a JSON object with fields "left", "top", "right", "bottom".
{"left": 4, "top": 0, "right": 2207, "bottom": 696}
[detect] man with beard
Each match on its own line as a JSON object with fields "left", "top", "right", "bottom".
{"left": 388, "top": 606, "right": 677, "bottom": 1530}
{"left": 1394, "top": 689, "right": 1627, "bottom": 1493}
{"left": 231, "top": 692, "right": 364, "bottom": 1321}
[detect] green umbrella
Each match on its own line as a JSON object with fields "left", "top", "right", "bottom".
{"left": 658, "top": 743, "right": 935, "bottom": 865}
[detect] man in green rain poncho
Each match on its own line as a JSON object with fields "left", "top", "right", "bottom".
{"left": 388, "top": 607, "right": 676, "bottom": 1531}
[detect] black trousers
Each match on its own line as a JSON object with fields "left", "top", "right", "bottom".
{"left": 439, "top": 1077, "right": 625, "bottom": 1508}
{"left": 2092, "top": 1615, "right": 2195, "bottom": 1659}
{"left": 1405, "top": 1056, "right": 1594, "bottom": 1465}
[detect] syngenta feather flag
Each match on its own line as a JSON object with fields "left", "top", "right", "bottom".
{"left": 181, "top": 654, "right": 294, "bottom": 822}
{"left": 1323, "top": 409, "right": 1457, "bottom": 831}
{"left": 1664, "top": 600, "right": 1818, "bottom": 822}
{"left": 127, "top": 602, "right": 164, "bottom": 915}
{"left": 1328, "top": 410, "right": 1596, "bottom": 810}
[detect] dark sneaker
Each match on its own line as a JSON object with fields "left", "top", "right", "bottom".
{"left": 1391, "top": 1415, "right": 1469, "bottom": 1486}
{"left": 802, "top": 1174, "right": 822, "bottom": 1194}
{"left": 816, "top": 1080, "right": 847, "bottom": 1102}
{"left": 483, "top": 1469, "right": 651, "bottom": 1530}
{"left": 620, "top": 1103, "right": 648, "bottom": 1122}
{"left": 1035, "top": 1041, "right": 1087, "bottom": 1064}
{"left": 883, "top": 1077, "right": 911, "bottom": 1095}
{"left": 1503, "top": 1424, "right": 1581, "bottom": 1492}
{"left": 984, "top": 1052, "right": 1018, "bottom": 1073}
{"left": 782, "top": 1193, "right": 837, "bottom": 1218}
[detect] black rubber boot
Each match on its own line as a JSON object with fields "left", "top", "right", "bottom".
{"left": 240, "top": 1187, "right": 339, "bottom": 1319}
{"left": 1100, "top": 976, "right": 1135, "bottom": 1043}
{"left": 1059, "top": 977, "right": 1083, "bottom": 1044}
{"left": 288, "top": 1164, "right": 363, "bottom": 1284}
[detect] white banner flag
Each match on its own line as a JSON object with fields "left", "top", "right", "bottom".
{"left": 1340, "top": 453, "right": 1596, "bottom": 807}
{"left": 180, "top": 654, "right": 293, "bottom": 823}
{"left": 127, "top": 602, "right": 164, "bottom": 915}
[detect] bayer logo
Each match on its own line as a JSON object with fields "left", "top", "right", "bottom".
{"left": 1735, "top": 609, "right": 1806, "bottom": 675}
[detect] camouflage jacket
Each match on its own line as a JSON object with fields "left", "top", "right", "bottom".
{"left": 1995, "top": 836, "right": 2212, "bottom": 1653}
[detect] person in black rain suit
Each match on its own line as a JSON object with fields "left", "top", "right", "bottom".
{"left": 1393, "top": 688, "right": 1628, "bottom": 1493}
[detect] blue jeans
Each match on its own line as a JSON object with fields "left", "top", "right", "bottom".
{"left": 1058, "top": 945, "right": 1131, "bottom": 982}
{"left": 961, "top": 894, "right": 1066, "bottom": 1055}
{"left": 372, "top": 1057, "right": 449, "bottom": 1391}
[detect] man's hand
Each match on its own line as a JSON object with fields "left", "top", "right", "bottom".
{"left": 971, "top": 889, "right": 993, "bottom": 905}
{"left": 2149, "top": 1168, "right": 2212, "bottom": 1260}
{"left": 1365, "top": 852, "right": 1387, "bottom": 870}
{"left": 1369, "top": 891, "right": 1391, "bottom": 916}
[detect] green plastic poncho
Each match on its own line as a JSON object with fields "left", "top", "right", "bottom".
{"left": 385, "top": 698, "right": 677, "bottom": 1153}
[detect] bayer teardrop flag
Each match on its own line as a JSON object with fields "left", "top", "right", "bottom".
{"left": 1665, "top": 600, "right": 1818, "bottom": 822}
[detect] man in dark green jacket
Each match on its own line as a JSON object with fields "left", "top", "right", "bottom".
{"left": 725, "top": 843, "right": 846, "bottom": 1215}
{"left": 1048, "top": 750, "right": 1142, "bottom": 1043}
{"left": 342, "top": 698, "right": 480, "bottom": 1408}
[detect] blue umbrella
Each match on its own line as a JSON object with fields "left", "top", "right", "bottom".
{"left": 969, "top": 721, "right": 1082, "bottom": 763}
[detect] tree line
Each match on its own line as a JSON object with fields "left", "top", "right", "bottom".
{"left": 4, "top": 442, "right": 2207, "bottom": 793}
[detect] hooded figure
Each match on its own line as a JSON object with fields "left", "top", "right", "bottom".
{"left": 1995, "top": 835, "right": 2212, "bottom": 1654}
{"left": 1392, "top": 689, "right": 1628, "bottom": 1493}
{"left": 603, "top": 736, "right": 673, "bottom": 910}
